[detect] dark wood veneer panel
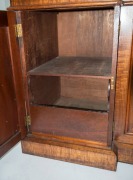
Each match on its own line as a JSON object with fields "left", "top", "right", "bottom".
{"left": 0, "top": 27, "right": 19, "bottom": 145}
{"left": 7, "top": 11, "right": 27, "bottom": 138}
{"left": 30, "top": 105, "right": 108, "bottom": 144}
{"left": 22, "top": 11, "right": 58, "bottom": 71}
{"left": 0, "top": 133, "right": 20, "bottom": 158}
{"left": 0, "top": 11, "right": 8, "bottom": 27}
{"left": 58, "top": 10, "right": 114, "bottom": 58}
{"left": 29, "top": 76, "right": 61, "bottom": 105}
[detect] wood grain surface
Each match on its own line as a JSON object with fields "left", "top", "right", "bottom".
{"left": 4, "top": 2, "right": 124, "bottom": 169}
{"left": 9, "top": 0, "right": 119, "bottom": 10}
{"left": 58, "top": 10, "right": 114, "bottom": 58}
{"left": 29, "top": 76, "right": 109, "bottom": 111}
{"left": 29, "top": 57, "right": 112, "bottom": 78}
{"left": 107, "top": 6, "right": 120, "bottom": 146}
{"left": 0, "top": 133, "right": 20, "bottom": 158}
{"left": 0, "top": 26, "right": 19, "bottom": 145}
{"left": 22, "top": 136, "right": 117, "bottom": 171}
{"left": 113, "top": 7, "right": 133, "bottom": 165}
{"left": 114, "top": 141, "right": 133, "bottom": 164}
{"left": 21, "top": 11, "right": 58, "bottom": 71}
{"left": 7, "top": 11, "right": 27, "bottom": 138}
{"left": 30, "top": 105, "right": 108, "bottom": 144}
{"left": 0, "top": 11, "right": 20, "bottom": 157}
{"left": 114, "top": 6, "right": 133, "bottom": 138}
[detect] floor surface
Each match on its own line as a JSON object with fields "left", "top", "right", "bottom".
{"left": 0, "top": 142, "right": 133, "bottom": 180}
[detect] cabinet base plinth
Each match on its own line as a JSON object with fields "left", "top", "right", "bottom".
{"left": 22, "top": 136, "right": 117, "bottom": 171}
{"left": 114, "top": 141, "right": 133, "bottom": 164}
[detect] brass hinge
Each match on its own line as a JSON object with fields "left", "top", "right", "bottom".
{"left": 14, "top": 24, "right": 22, "bottom": 38}
{"left": 111, "top": 77, "right": 114, "bottom": 90}
{"left": 25, "top": 115, "right": 31, "bottom": 132}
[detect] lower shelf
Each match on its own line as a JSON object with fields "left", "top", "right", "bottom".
{"left": 29, "top": 76, "right": 109, "bottom": 112}
{"left": 54, "top": 96, "right": 107, "bottom": 111}
{"left": 21, "top": 136, "right": 117, "bottom": 171}
{"left": 28, "top": 56, "right": 112, "bottom": 77}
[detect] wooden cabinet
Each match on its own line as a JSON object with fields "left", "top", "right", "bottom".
{"left": 1, "top": 0, "right": 133, "bottom": 171}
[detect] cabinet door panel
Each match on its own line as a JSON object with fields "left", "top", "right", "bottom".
{"left": 114, "top": 6, "right": 133, "bottom": 164}
{"left": 0, "top": 11, "right": 21, "bottom": 157}
{"left": 7, "top": 11, "right": 27, "bottom": 139}
{"left": 114, "top": 6, "right": 133, "bottom": 138}
{"left": 0, "top": 27, "right": 19, "bottom": 145}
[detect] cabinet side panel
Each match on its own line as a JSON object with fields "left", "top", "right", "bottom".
{"left": 22, "top": 12, "right": 58, "bottom": 71}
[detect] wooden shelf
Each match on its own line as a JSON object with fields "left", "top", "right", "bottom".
{"left": 28, "top": 56, "right": 112, "bottom": 79}
{"left": 52, "top": 96, "right": 108, "bottom": 111}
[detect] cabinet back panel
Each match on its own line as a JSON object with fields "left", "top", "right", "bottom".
{"left": 60, "top": 77, "right": 108, "bottom": 102}
{"left": 22, "top": 12, "right": 58, "bottom": 71}
{"left": 58, "top": 9, "right": 114, "bottom": 57}
{"left": 29, "top": 76, "right": 109, "bottom": 111}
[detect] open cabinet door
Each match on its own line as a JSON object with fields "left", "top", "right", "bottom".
{"left": 0, "top": 11, "right": 27, "bottom": 157}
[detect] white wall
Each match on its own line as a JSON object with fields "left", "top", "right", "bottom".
{"left": 0, "top": 0, "right": 10, "bottom": 10}
{"left": 0, "top": 1, "right": 133, "bottom": 180}
{"left": 5, "top": 0, "right": 10, "bottom": 9}
{"left": 0, "top": 0, "right": 6, "bottom": 10}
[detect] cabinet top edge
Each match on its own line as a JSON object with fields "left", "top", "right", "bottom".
{"left": 9, "top": 1, "right": 120, "bottom": 11}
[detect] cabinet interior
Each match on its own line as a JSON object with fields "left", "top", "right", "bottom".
{"left": 21, "top": 8, "right": 114, "bottom": 144}
{"left": 23, "top": 8, "right": 114, "bottom": 110}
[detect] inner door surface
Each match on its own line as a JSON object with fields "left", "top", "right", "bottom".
{"left": 0, "top": 11, "right": 21, "bottom": 157}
